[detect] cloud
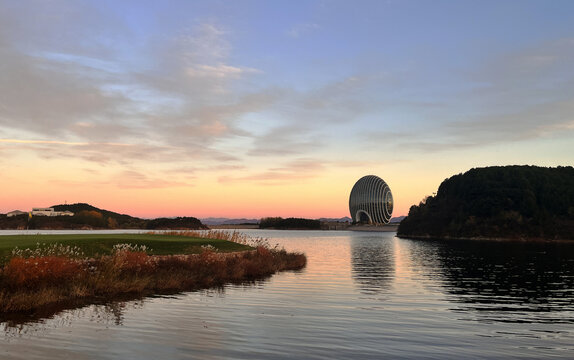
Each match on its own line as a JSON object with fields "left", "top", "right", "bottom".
{"left": 446, "top": 38, "right": 574, "bottom": 144}
{"left": 0, "top": 138, "right": 241, "bottom": 167}
{"left": 247, "top": 124, "right": 323, "bottom": 157}
{"left": 448, "top": 99, "right": 574, "bottom": 141}
{"left": 179, "top": 22, "right": 230, "bottom": 64}
{"left": 287, "top": 23, "right": 320, "bottom": 38}
{"left": 219, "top": 158, "right": 325, "bottom": 185}
{"left": 0, "top": 49, "right": 132, "bottom": 139}
{"left": 378, "top": 99, "right": 574, "bottom": 155}
{"left": 360, "top": 37, "right": 574, "bottom": 154}
{"left": 111, "top": 170, "right": 190, "bottom": 189}
{"left": 186, "top": 64, "right": 260, "bottom": 79}
{"left": 0, "top": 2, "right": 401, "bottom": 172}
{"left": 0, "top": 5, "right": 269, "bottom": 168}
{"left": 217, "top": 158, "right": 381, "bottom": 186}
{"left": 5, "top": 2, "right": 570, "bottom": 181}
{"left": 48, "top": 169, "right": 191, "bottom": 189}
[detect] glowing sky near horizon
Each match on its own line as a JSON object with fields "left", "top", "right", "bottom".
{"left": 1, "top": 0, "right": 574, "bottom": 219}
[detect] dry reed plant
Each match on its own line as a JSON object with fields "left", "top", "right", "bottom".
{"left": 147, "top": 230, "right": 275, "bottom": 248}
{"left": 0, "top": 236, "right": 306, "bottom": 313}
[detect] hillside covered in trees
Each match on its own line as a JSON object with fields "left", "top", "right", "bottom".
{"left": 397, "top": 166, "right": 574, "bottom": 240}
{"left": 0, "top": 203, "right": 208, "bottom": 230}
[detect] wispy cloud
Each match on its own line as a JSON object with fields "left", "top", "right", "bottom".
{"left": 219, "top": 158, "right": 325, "bottom": 185}
{"left": 111, "top": 170, "right": 190, "bottom": 189}
{"left": 2, "top": 1, "right": 573, "bottom": 202}
{"left": 0, "top": 139, "right": 130, "bottom": 146}
{"left": 0, "top": 4, "right": 267, "bottom": 167}
{"left": 247, "top": 125, "right": 323, "bottom": 157}
{"left": 359, "top": 37, "right": 574, "bottom": 154}
{"left": 186, "top": 64, "right": 260, "bottom": 79}
{"left": 48, "top": 169, "right": 191, "bottom": 189}
{"left": 286, "top": 23, "right": 320, "bottom": 38}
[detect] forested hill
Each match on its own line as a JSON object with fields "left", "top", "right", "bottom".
{"left": 52, "top": 203, "right": 145, "bottom": 228}
{"left": 397, "top": 166, "right": 574, "bottom": 240}
{"left": 0, "top": 203, "right": 207, "bottom": 230}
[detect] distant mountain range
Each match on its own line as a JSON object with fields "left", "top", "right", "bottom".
{"left": 390, "top": 216, "right": 406, "bottom": 223}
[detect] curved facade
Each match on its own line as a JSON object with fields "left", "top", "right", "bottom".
{"left": 349, "top": 175, "right": 393, "bottom": 225}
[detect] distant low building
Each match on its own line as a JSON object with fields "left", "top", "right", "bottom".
{"left": 7, "top": 210, "right": 27, "bottom": 217}
{"left": 31, "top": 208, "right": 74, "bottom": 217}
{"left": 32, "top": 207, "right": 56, "bottom": 216}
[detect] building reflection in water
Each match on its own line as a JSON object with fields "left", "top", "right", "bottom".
{"left": 350, "top": 234, "right": 395, "bottom": 295}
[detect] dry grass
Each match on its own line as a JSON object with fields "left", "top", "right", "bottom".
{"left": 147, "top": 230, "right": 272, "bottom": 248}
{"left": 0, "top": 234, "right": 306, "bottom": 313}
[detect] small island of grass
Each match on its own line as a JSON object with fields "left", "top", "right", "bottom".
{"left": 0, "top": 231, "right": 306, "bottom": 313}
{"left": 398, "top": 165, "right": 574, "bottom": 241}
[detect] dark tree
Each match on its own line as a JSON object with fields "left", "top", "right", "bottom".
{"left": 397, "top": 166, "right": 574, "bottom": 240}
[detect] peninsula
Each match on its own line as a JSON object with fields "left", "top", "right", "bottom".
{"left": 397, "top": 165, "right": 574, "bottom": 241}
{"left": 0, "top": 231, "right": 306, "bottom": 314}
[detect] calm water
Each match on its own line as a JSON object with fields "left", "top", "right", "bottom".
{"left": 2, "top": 230, "right": 574, "bottom": 359}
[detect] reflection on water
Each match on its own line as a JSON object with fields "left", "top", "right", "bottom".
{"left": 350, "top": 235, "right": 394, "bottom": 294}
{"left": 1, "top": 230, "right": 574, "bottom": 359}
{"left": 2, "top": 300, "right": 144, "bottom": 339}
{"left": 429, "top": 240, "right": 574, "bottom": 323}
{"left": 0, "top": 294, "right": 147, "bottom": 328}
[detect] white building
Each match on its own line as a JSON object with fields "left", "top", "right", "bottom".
{"left": 31, "top": 207, "right": 56, "bottom": 216}
{"left": 7, "top": 210, "right": 27, "bottom": 217}
{"left": 31, "top": 208, "right": 74, "bottom": 217}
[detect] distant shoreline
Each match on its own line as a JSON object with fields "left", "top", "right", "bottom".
{"left": 208, "top": 224, "right": 260, "bottom": 229}
{"left": 208, "top": 224, "right": 400, "bottom": 232}
{"left": 347, "top": 224, "right": 399, "bottom": 232}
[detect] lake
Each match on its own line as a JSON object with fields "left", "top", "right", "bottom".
{"left": 1, "top": 229, "right": 574, "bottom": 359}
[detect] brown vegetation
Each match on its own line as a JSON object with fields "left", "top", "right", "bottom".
{"left": 0, "top": 235, "right": 306, "bottom": 313}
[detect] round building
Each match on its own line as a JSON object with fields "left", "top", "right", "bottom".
{"left": 349, "top": 175, "right": 393, "bottom": 225}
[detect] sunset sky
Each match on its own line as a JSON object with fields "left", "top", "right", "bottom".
{"left": 1, "top": 0, "right": 573, "bottom": 219}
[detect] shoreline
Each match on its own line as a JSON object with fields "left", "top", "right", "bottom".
{"left": 347, "top": 224, "right": 399, "bottom": 232}
{"left": 208, "top": 224, "right": 401, "bottom": 232}
{"left": 397, "top": 234, "right": 574, "bottom": 243}
{"left": 0, "top": 248, "right": 306, "bottom": 314}
{"left": 0, "top": 232, "right": 307, "bottom": 314}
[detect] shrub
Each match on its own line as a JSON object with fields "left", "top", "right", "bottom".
{"left": 3, "top": 256, "right": 83, "bottom": 287}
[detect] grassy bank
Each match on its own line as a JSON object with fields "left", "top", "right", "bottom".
{"left": 0, "top": 231, "right": 253, "bottom": 262}
{"left": 0, "top": 231, "right": 306, "bottom": 313}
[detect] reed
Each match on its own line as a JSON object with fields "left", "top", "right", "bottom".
{"left": 146, "top": 230, "right": 272, "bottom": 247}
{"left": 0, "top": 234, "right": 306, "bottom": 313}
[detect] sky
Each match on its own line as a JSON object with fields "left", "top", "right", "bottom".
{"left": 1, "top": 0, "right": 573, "bottom": 219}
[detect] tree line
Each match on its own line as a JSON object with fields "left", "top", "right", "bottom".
{"left": 397, "top": 166, "right": 574, "bottom": 240}
{"left": 259, "top": 217, "right": 321, "bottom": 230}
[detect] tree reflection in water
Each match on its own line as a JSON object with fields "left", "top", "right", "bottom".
{"left": 350, "top": 234, "right": 395, "bottom": 295}
{"left": 408, "top": 238, "right": 574, "bottom": 323}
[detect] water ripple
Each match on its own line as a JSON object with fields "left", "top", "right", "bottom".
{"left": 2, "top": 230, "right": 574, "bottom": 359}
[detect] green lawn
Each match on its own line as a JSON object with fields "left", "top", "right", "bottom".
{"left": 0, "top": 233, "right": 252, "bottom": 262}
